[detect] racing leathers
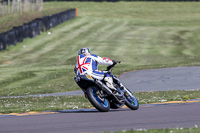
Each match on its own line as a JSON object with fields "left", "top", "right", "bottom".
{"left": 74, "top": 54, "right": 116, "bottom": 90}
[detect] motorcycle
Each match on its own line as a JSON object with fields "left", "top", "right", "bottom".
{"left": 74, "top": 61, "right": 139, "bottom": 112}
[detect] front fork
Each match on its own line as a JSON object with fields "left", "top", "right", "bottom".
{"left": 112, "top": 75, "right": 133, "bottom": 97}
{"left": 105, "top": 72, "right": 133, "bottom": 98}
{"left": 112, "top": 75, "right": 124, "bottom": 93}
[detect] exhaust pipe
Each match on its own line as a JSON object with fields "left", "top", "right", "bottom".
{"left": 95, "top": 80, "right": 112, "bottom": 95}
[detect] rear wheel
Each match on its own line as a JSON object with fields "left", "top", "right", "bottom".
{"left": 87, "top": 87, "right": 110, "bottom": 112}
{"left": 125, "top": 88, "right": 139, "bottom": 110}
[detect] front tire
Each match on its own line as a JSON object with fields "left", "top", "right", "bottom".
{"left": 125, "top": 88, "right": 139, "bottom": 110}
{"left": 87, "top": 87, "right": 110, "bottom": 112}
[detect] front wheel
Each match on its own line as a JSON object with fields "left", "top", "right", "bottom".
{"left": 125, "top": 88, "right": 139, "bottom": 110}
{"left": 87, "top": 87, "right": 110, "bottom": 112}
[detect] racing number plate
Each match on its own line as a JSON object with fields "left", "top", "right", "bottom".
{"left": 85, "top": 74, "right": 93, "bottom": 80}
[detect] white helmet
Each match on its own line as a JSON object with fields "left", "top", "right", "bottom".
{"left": 78, "top": 47, "right": 91, "bottom": 55}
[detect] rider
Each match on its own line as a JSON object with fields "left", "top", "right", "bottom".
{"left": 74, "top": 47, "right": 118, "bottom": 92}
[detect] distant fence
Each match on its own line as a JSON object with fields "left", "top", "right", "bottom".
{"left": 0, "top": 0, "right": 43, "bottom": 16}
{"left": 43, "top": 0, "right": 200, "bottom": 1}
{"left": 0, "top": 8, "right": 76, "bottom": 51}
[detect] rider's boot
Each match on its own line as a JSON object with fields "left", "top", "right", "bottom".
{"left": 104, "top": 77, "right": 124, "bottom": 100}
{"left": 104, "top": 77, "right": 116, "bottom": 91}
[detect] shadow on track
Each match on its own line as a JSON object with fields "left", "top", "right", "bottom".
{"left": 53, "top": 108, "right": 131, "bottom": 113}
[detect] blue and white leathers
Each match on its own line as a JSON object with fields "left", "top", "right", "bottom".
{"left": 75, "top": 54, "right": 113, "bottom": 80}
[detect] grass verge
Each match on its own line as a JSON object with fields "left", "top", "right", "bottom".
{"left": 107, "top": 127, "right": 200, "bottom": 133}
{"left": 0, "top": 90, "right": 199, "bottom": 114}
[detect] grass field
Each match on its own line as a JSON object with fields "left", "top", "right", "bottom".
{"left": 0, "top": 2, "right": 200, "bottom": 113}
{"left": 1, "top": 2, "right": 200, "bottom": 96}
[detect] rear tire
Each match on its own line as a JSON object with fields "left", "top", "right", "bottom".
{"left": 87, "top": 87, "right": 110, "bottom": 112}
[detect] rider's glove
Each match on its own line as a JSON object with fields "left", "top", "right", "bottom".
{"left": 107, "top": 60, "right": 117, "bottom": 71}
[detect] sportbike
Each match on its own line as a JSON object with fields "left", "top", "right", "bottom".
{"left": 74, "top": 61, "right": 139, "bottom": 112}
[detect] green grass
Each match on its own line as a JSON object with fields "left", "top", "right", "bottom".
{"left": 0, "top": 95, "right": 91, "bottom": 114}
{"left": 136, "top": 90, "right": 200, "bottom": 104}
{"left": 0, "top": 90, "right": 199, "bottom": 114}
{"left": 1, "top": 2, "right": 200, "bottom": 97}
{"left": 108, "top": 127, "right": 200, "bottom": 133}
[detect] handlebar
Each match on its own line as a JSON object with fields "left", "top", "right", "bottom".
{"left": 116, "top": 61, "right": 121, "bottom": 64}
{"left": 106, "top": 61, "right": 121, "bottom": 71}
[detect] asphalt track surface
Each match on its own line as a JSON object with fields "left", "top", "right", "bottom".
{"left": 119, "top": 66, "right": 200, "bottom": 92}
{"left": 0, "top": 102, "right": 200, "bottom": 133}
{"left": 1, "top": 66, "right": 200, "bottom": 133}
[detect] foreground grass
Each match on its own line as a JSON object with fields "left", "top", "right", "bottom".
{"left": 0, "top": 95, "right": 91, "bottom": 114}
{"left": 0, "top": 90, "right": 199, "bottom": 114}
{"left": 109, "top": 127, "right": 200, "bottom": 133}
{"left": 1, "top": 2, "right": 200, "bottom": 97}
